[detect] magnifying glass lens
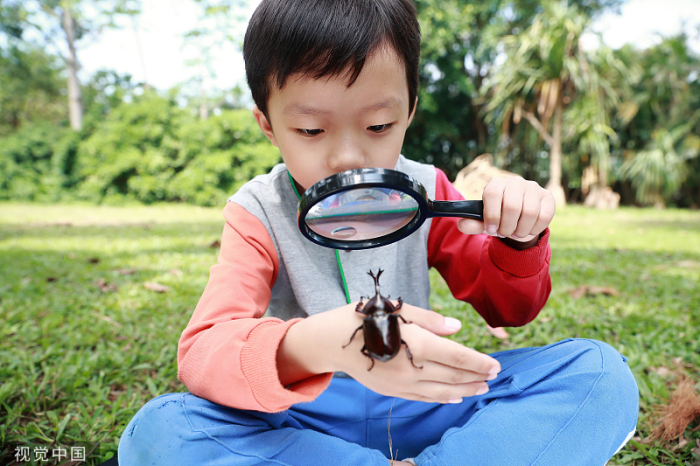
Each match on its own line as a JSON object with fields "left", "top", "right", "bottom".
{"left": 304, "top": 187, "right": 419, "bottom": 241}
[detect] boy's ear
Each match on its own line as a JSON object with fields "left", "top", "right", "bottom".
{"left": 252, "top": 105, "right": 278, "bottom": 147}
{"left": 407, "top": 97, "right": 418, "bottom": 127}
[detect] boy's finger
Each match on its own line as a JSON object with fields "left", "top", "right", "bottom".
{"left": 530, "top": 191, "right": 556, "bottom": 235}
{"left": 402, "top": 380, "right": 491, "bottom": 403}
{"left": 396, "top": 380, "right": 490, "bottom": 403}
{"left": 497, "top": 180, "right": 526, "bottom": 237}
{"left": 427, "top": 337, "right": 500, "bottom": 375}
{"left": 401, "top": 325, "right": 500, "bottom": 375}
{"left": 481, "top": 177, "right": 507, "bottom": 234}
{"left": 457, "top": 218, "right": 485, "bottom": 235}
{"left": 416, "top": 362, "right": 497, "bottom": 385}
{"left": 398, "top": 304, "right": 462, "bottom": 336}
{"left": 511, "top": 187, "right": 541, "bottom": 238}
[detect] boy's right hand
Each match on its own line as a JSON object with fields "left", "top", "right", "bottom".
{"left": 277, "top": 303, "right": 500, "bottom": 403}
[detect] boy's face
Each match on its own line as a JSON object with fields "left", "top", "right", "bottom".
{"left": 253, "top": 47, "right": 416, "bottom": 191}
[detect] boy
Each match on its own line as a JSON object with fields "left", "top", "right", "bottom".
{"left": 118, "top": 1, "right": 638, "bottom": 465}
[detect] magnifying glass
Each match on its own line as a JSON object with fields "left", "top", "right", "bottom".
{"left": 297, "top": 167, "right": 484, "bottom": 250}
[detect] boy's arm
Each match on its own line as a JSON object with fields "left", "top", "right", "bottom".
{"left": 177, "top": 202, "right": 333, "bottom": 412}
{"left": 427, "top": 169, "right": 551, "bottom": 327}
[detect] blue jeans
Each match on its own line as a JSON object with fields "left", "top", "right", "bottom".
{"left": 118, "top": 339, "right": 638, "bottom": 466}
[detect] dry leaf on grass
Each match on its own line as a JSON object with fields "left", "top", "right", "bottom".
{"left": 210, "top": 240, "right": 221, "bottom": 248}
{"left": 95, "top": 278, "right": 118, "bottom": 293}
{"left": 649, "top": 376, "right": 700, "bottom": 442}
{"left": 649, "top": 366, "right": 674, "bottom": 378}
{"left": 692, "top": 440, "right": 700, "bottom": 464}
{"left": 144, "top": 281, "right": 170, "bottom": 293}
{"left": 568, "top": 285, "right": 620, "bottom": 299}
{"left": 95, "top": 313, "right": 122, "bottom": 328}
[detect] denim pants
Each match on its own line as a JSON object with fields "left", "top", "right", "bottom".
{"left": 118, "top": 339, "right": 639, "bottom": 466}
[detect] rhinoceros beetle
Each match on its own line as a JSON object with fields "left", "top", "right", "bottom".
{"left": 342, "top": 269, "right": 423, "bottom": 371}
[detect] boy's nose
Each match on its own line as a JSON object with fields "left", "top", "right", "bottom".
{"left": 328, "top": 138, "right": 367, "bottom": 172}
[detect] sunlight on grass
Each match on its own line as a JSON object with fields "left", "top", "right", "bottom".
{"left": 549, "top": 206, "right": 700, "bottom": 254}
{"left": 0, "top": 202, "right": 223, "bottom": 226}
{"left": 1, "top": 202, "right": 699, "bottom": 465}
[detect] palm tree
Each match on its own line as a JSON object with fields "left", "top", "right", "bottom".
{"left": 619, "top": 122, "right": 700, "bottom": 208}
{"left": 615, "top": 35, "right": 700, "bottom": 207}
{"left": 567, "top": 45, "right": 639, "bottom": 202}
{"left": 481, "top": 1, "right": 635, "bottom": 206}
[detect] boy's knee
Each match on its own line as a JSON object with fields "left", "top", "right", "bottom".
{"left": 561, "top": 339, "right": 639, "bottom": 425}
{"left": 118, "top": 393, "right": 189, "bottom": 465}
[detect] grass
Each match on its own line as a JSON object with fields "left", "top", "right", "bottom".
{"left": 1, "top": 201, "right": 699, "bottom": 465}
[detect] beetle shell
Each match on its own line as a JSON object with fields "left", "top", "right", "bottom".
{"left": 342, "top": 269, "right": 422, "bottom": 371}
{"left": 362, "top": 310, "right": 401, "bottom": 362}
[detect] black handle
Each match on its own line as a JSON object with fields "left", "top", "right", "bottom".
{"left": 428, "top": 200, "right": 484, "bottom": 220}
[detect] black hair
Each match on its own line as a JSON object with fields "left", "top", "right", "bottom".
{"left": 243, "top": 0, "right": 420, "bottom": 119}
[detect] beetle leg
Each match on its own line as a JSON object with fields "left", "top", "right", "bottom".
{"left": 355, "top": 298, "right": 367, "bottom": 314}
{"left": 342, "top": 325, "right": 364, "bottom": 349}
{"left": 397, "top": 314, "right": 413, "bottom": 325}
{"left": 396, "top": 296, "right": 403, "bottom": 310}
{"left": 361, "top": 346, "right": 376, "bottom": 371}
{"left": 402, "top": 340, "right": 423, "bottom": 369}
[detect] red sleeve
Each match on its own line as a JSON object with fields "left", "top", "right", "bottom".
{"left": 177, "top": 202, "right": 332, "bottom": 412}
{"left": 427, "top": 168, "right": 551, "bottom": 327}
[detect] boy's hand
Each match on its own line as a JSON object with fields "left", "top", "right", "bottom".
{"left": 457, "top": 177, "right": 555, "bottom": 246}
{"left": 278, "top": 303, "right": 500, "bottom": 403}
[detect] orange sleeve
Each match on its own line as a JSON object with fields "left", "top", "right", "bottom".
{"left": 177, "top": 202, "right": 333, "bottom": 412}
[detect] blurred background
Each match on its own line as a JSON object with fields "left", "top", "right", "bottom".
{"left": 1, "top": 0, "right": 699, "bottom": 208}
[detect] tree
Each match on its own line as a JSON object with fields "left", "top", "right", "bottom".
{"left": 619, "top": 124, "right": 699, "bottom": 207}
{"left": 480, "top": 1, "right": 634, "bottom": 206}
{"left": 0, "top": 44, "right": 66, "bottom": 134}
{"left": 4, "top": 0, "right": 140, "bottom": 130}
{"left": 182, "top": 0, "right": 248, "bottom": 119}
{"left": 614, "top": 35, "right": 700, "bottom": 207}
{"left": 405, "top": 0, "right": 623, "bottom": 180}
{"left": 564, "top": 44, "right": 639, "bottom": 199}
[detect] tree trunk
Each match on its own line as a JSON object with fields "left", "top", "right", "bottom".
{"left": 598, "top": 160, "right": 608, "bottom": 189}
{"left": 545, "top": 93, "right": 566, "bottom": 206}
{"left": 199, "top": 77, "right": 208, "bottom": 120}
{"left": 62, "top": 6, "right": 83, "bottom": 131}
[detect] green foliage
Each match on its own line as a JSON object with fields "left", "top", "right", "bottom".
{"left": 0, "top": 92, "right": 280, "bottom": 206}
{"left": 612, "top": 35, "right": 700, "bottom": 207}
{"left": 72, "top": 93, "right": 279, "bottom": 205}
{"left": 0, "top": 44, "right": 66, "bottom": 135}
{"left": 619, "top": 125, "right": 699, "bottom": 207}
{"left": 0, "top": 121, "right": 74, "bottom": 201}
{"left": 406, "top": 0, "right": 624, "bottom": 179}
{"left": 480, "top": 1, "right": 639, "bottom": 200}
{"left": 164, "top": 110, "right": 281, "bottom": 206}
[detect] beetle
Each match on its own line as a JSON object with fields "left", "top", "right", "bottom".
{"left": 342, "top": 269, "right": 423, "bottom": 371}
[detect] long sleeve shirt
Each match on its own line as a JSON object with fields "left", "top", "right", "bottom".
{"left": 178, "top": 157, "right": 551, "bottom": 413}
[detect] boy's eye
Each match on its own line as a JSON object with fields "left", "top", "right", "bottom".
{"left": 367, "top": 123, "right": 393, "bottom": 133}
{"left": 296, "top": 128, "right": 324, "bottom": 137}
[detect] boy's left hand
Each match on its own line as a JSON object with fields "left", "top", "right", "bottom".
{"left": 457, "top": 177, "right": 555, "bottom": 247}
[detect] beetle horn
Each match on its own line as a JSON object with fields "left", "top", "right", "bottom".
{"left": 374, "top": 269, "right": 383, "bottom": 293}
{"left": 367, "top": 269, "right": 383, "bottom": 293}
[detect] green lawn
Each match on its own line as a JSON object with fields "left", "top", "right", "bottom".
{"left": 1, "top": 202, "right": 699, "bottom": 465}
